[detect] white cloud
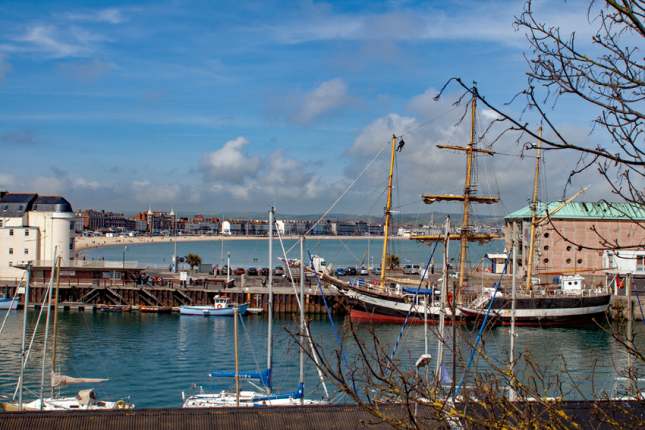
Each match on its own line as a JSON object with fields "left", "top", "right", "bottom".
{"left": 0, "top": 54, "right": 10, "bottom": 81}
{"left": 293, "top": 78, "right": 349, "bottom": 124}
{"left": 131, "top": 180, "right": 181, "bottom": 204}
{"left": 17, "top": 25, "right": 96, "bottom": 58}
{"left": 65, "top": 8, "right": 126, "bottom": 24}
{"left": 201, "top": 137, "right": 261, "bottom": 184}
{"left": 0, "top": 173, "right": 15, "bottom": 189}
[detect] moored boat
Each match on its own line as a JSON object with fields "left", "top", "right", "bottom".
{"left": 139, "top": 305, "right": 172, "bottom": 313}
{"left": 0, "top": 295, "right": 18, "bottom": 310}
{"left": 460, "top": 276, "right": 611, "bottom": 326}
{"left": 179, "top": 296, "right": 248, "bottom": 316}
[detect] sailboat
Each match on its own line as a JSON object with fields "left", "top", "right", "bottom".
{"left": 0, "top": 257, "right": 133, "bottom": 411}
{"left": 331, "top": 88, "right": 499, "bottom": 323}
{"left": 459, "top": 128, "right": 612, "bottom": 325}
{"left": 181, "top": 209, "right": 326, "bottom": 407}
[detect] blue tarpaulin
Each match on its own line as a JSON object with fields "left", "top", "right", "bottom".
{"left": 402, "top": 287, "right": 434, "bottom": 295}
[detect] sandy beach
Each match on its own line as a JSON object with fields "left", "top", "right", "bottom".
{"left": 74, "top": 234, "right": 399, "bottom": 250}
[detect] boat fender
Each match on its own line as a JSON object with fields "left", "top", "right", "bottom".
{"left": 617, "top": 277, "right": 625, "bottom": 289}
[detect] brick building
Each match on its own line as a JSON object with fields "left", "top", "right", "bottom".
{"left": 79, "top": 209, "right": 135, "bottom": 231}
{"left": 504, "top": 201, "right": 645, "bottom": 276}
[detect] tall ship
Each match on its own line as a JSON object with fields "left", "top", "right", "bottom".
{"left": 328, "top": 86, "right": 499, "bottom": 323}
{"left": 459, "top": 127, "right": 612, "bottom": 325}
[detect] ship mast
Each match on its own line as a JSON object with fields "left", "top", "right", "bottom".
{"left": 525, "top": 127, "right": 542, "bottom": 291}
{"left": 379, "top": 134, "right": 398, "bottom": 290}
{"left": 412, "top": 84, "right": 499, "bottom": 301}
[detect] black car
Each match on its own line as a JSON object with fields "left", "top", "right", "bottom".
{"left": 260, "top": 267, "right": 270, "bottom": 276}
{"left": 247, "top": 267, "right": 258, "bottom": 276}
{"left": 346, "top": 266, "right": 357, "bottom": 276}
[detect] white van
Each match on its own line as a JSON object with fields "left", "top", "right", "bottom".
{"left": 403, "top": 264, "right": 420, "bottom": 275}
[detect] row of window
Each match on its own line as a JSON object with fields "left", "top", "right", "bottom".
{"left": 8, "top": 248, "right": 29, "bottom": 255}
{"left": 6, "top": 229, "right": 30, "bottom": 236}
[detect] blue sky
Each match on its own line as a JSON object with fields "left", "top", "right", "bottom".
{"left": 0, "top": 1, "right": 615, "bottom": 215}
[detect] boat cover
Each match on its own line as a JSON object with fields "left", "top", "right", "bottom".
{"left": 402, "top": 287, "right": 434, "bottom": 295}
{"left": 51, "top": 372, "right": 108, "bottom": 387}
{"left": 209, "top": 368, "right": 271, "bottom": 389}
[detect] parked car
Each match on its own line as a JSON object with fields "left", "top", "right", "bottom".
{"left": 335, "top": 267, "right": 346, "bottom": 277}
{"left": 260, "top": 267, "right": 270, "bottom": 276}
{"left": 373, "top": 267, "right": 381, "bottom": 275}
{"left": 234, "top": 267, "right": 246, "bottom": 276}
{"left": 346, "top": 266, "right": 357, "bottom": 276}
{"left": 359, "top": 266, "right": 369, "bottom": 275}
{"left": 247, "top": 267, "right": 258, "bottom": 276}
{"left": 273, "top": 266, "right": 285, "bottom": 276}
{"left": 403, "top": 264, "right": 421, "bottom": 275}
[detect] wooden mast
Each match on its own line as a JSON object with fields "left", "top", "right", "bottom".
{"left": 457, "top": 87, "right": 478, "bottom": 294}
{"left": 411, "top": 84, "right": 499, "bottom": 302}
{"left": 525, "top": 126, "right": 542, "bottom": 291}
{"left": 379, "top": 134, "right": 398, "bottom": 290}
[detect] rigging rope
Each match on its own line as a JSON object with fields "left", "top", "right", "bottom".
{"left": 0, "top": 274, "right": 24, "bottom": 337}
{"left": 274, "top": 228, "right": 330, "bottom": 400}
{"left": 388, "top": 241, "right": 440, "bottom": 361}
{"left": 454, "top": 255, "right": 510, "bottom": 396}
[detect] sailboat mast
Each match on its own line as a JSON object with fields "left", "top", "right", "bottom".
{"left": 267, "top": 207, "right": 274, "bottom": 393}
{"left": 39, "top": 250, "right": 57, "bottom": 410}
{"left": 509, "top": 222, "right": 518, "bottom": 400}
{"left": 525, "top": 127, "right": 543, "bottom": 291}
{"left": 457, "top": 89, "right": 477, "bottom": 297}
{"left": 435, "top": 216, "right": 450, "bottom": 380}
{"left": 50, "top": 256, "right": 62, "bottom": 397}
{"left": 234, "top": 305, "right": 240, "bottom": 407}
{"left": 299, "top": 236, "right": 305, "bottom": 405}
{"left": 17, "top": 264, "right": 32, "bottom": 410}
{"left": 379, "top": 134, "right": 398, "bottom": 289}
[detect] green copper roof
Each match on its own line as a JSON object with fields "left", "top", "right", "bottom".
{"left": 505, "top": 201, "right": 645, "bottom": 221}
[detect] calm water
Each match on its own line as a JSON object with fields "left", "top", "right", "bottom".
{"left": 80, "top": 238, "right": 503, "bottom": 269}
{"left": 0, "top": 310, "right": 642, "bottom": 408}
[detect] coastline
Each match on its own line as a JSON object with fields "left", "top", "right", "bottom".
{"left": 75, "top": 234, "right": 403, "bottom": 251}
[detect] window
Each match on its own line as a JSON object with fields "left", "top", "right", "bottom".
{"left": 0, "top": 220, "right": 2, "bottom": 227}
{"left": 543, "top": 232, "right": 550, "bottom": 238}
{"left": 566, "top": 245, "right": 572, "bottom": 251}
{"left": 9, "top": 229, "right": 13, "bottom": 236}
{"left": 543, "top": 245, "right": 549, "bottom": 251}
{"left": 69, "top": 222, "right": 75, "bottom": 231}
{"left": 543, "top": 258, "right": 549, "bottom": 264}
{"left": 24, "top": 229, "right": 29, "bottom": 236}
{"left": 24, "top": 248, "right": 28, "bottom": 255}
{"left": 577, "top": 259, "right": 583, "bottom": 264}
{"left": 637, "top": 255, "right": 645, "bottom": 271}
{"left": 8, "top": 248, "right": 13, "bottom": 255}
{"left": 566, "top": 258, "right": 572, "bottom": 264}
{"left": 8, "top": 261, "right": 12, "bottom": 267}
{"left": 578, "top": 246, "right": 583, "bottom": 251}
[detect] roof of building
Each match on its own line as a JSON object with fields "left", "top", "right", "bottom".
{"left": 505, "top": 201, "right": 645, "bottom": 221}
{"left": 0, "top": 402, "right": 643, "bottom": 430}
{"left": 0, "top": 193, "right": 73, "bottom": 216}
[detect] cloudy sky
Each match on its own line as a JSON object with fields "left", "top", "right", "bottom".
{"left": 0, "top": 1, "right": 620, "bottom": 216}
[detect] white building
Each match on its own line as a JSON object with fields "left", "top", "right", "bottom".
{"left": 0, "top": 193, "right": 76, "bottom": 280}
{"left": 603, "top": 250, "right": 645, "bottom": 275}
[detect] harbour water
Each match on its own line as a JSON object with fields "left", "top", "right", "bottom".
{"left": 80, "top": 238, "right": 503, "bottom": 269}
{"left": 0, "top": 310, "right": 642, "bottom": 408}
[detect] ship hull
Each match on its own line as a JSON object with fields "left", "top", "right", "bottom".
{"left": 459, "top": 294, "right": 611, "bottom": 327}
{"left": 340, "top": 285, "right": 461, "bottom": 324}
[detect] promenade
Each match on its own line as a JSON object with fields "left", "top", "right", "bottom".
{"left": 74, "top": 234, "right": 392, "bottom": 250}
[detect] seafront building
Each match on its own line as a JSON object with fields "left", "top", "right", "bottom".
{"left": 504, "top": 201, "right": 645, "bottom": 276}
{"left": 0, "top": 192, "right": 77, "bottom": 280}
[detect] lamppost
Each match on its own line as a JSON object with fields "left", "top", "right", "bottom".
{"left": 122, "top": 245, "right": 128, "bottom": 286}
{"left": 227, "top": 252, "right": 231, "bottom": 284}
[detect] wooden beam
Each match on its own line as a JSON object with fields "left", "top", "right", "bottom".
{"left": 437, "top": 144, "right": 495, "bottom": 155}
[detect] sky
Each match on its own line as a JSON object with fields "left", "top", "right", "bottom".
{"left": 0, "top": 0, "right": 626, "bottom": 217}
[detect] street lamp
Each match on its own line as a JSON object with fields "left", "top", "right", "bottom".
{"left": 122, "top": 245, "right": 128, "bottom": 286}
{"left": 227, "top": 252, "right": 231, "bottom": 284}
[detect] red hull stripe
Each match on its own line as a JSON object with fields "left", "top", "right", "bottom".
{"left": 350, "top": 309, "right": 463, "bottom": 325}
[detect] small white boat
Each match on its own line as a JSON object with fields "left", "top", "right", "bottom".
{"left": 182, "top": 383, "right": 326, "bottom": 408}
{"left": 179, "top": 296, "right": 248, "bottom": 316}
{"left": 0, "top": 389, "right": 133, "bottom": 411}
{"left": 0, "top": 295, "right": 18, "bottom": 310}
